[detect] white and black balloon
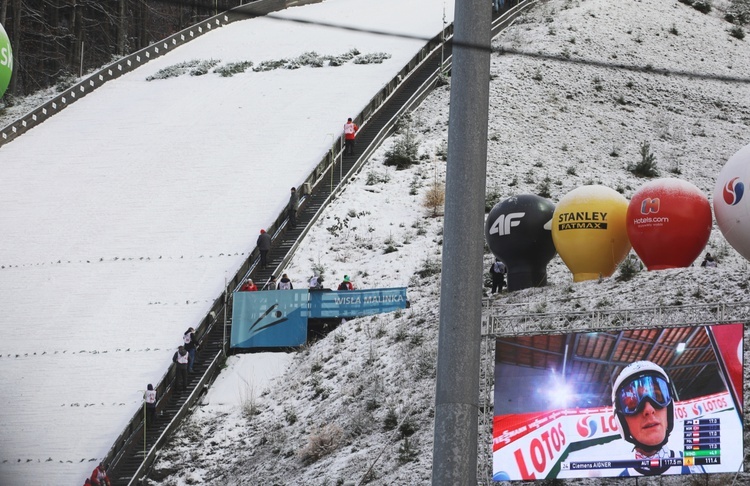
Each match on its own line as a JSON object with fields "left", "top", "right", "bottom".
{"left": 714, "top": 143, "right": 750, "bottom": 261}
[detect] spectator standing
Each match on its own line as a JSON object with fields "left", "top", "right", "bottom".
{"left": 343, "top": 117, "right": 359, "bottom": 156}
{"left": 183, "top": 327, "right": 196, "bottom": 373}
{"left": 278, "top": 273, "right": 293, "bottom": 290}
{"left": 266, "top": 275, "right": 278, "bottom": 290}
{"left": 240, "top": 278, "right": 258, "bottom": 292}
{"left": 173, "top": 345, "right": 189, "bottom": 391}
{"left": 338, "top": 275, "right": 355, "bottom": 290}
{"left": 257, "top": 229, "right": 272, "bottom": 269}
{"left": 700, "top": 252, "right": 717, "bottom": 268}
{"left": 489, "top": 258, "right": 507, "bottom": 294}
{"left": 309, "top": 274, "right": 325, "bottom": 290}
{"left": 144, "top": 383, "right": 157, "bottom": 428}
{"left": 90, "top": 462, "right": 111, "bottom": 486}
{"left": 288, "top": 187, "right": 299, "bottom": 229}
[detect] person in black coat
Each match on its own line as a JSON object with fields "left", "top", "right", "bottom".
{"left": 173, "top": 346, "right": 189, "bottom": 391}
{"left": 288, "top": 187, "right": 299, "bottom": 229}
{"left": 277, "top": 273, "right": 294, "bottom": 290}
{"left": 144, "top": 383, "right": 157, "bottom": 428}
{"left": 700, "top": 252, "right": 717, "bottom": 268}
{"left": 489, "top": 259, "right": 507, "bottom": 294}
{"left": 257, "top": 228, "right": 272, "bottom": 269}
{"left": 183, "top": 327, "right": 196, "bottom": 373}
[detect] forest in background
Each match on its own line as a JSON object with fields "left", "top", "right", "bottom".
{"left": 0, "top": 0, "right": 243, "bottom": 98}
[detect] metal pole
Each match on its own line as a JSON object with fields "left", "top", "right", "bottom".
{"left": 80, "top": 42, "right": 84, "bottom": 78}
{"left": 432, "top": 0, "right": 491, "bottom": 484}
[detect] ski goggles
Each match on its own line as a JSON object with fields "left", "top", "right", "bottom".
{"left": 615, "top": 374, "right": 672, "bottom": 415}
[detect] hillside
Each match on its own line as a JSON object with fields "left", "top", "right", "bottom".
{"left": 150, "top": 0, "right": 750, "bottom": 484}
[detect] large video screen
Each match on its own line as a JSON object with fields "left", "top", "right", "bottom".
{"left": 492, "top": 323, "right": 744, "bottom": 480}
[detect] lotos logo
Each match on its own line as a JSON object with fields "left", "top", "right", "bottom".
{"left": 640, "top": 198, "right": 660, "bottom": 214}
{"left": 692, "top": 403, "right": 705, "bottom": 417}
{"left": 576, "top": 416, "right": 597, "bottom": 438}
{"left": 723, "top": 177, "right": 744, "bottom": 206}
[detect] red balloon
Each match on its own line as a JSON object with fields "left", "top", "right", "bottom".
{"left": 626, "top": 178, "right": 712, "bottom": 270}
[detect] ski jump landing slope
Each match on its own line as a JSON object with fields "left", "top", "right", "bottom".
{"left": 0, "top": 0, "right": 454, "bottom": 483}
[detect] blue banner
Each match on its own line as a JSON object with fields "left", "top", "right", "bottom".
{"left": 309, "top": 287, "right": 408, "bottom": 318}
{"left": 231, "top": 290, "right": 308, "bottom": 348}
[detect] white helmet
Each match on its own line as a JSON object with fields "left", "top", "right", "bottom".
{"left": 611, "top": 360, "right": 674, "bottom": 452}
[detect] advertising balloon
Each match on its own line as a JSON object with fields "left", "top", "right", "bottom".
{"left": 714, "top": 143, "right": 750, "bottom": 261}
{"left": 485, "top": 194, "right": 556, "bottom": 291}
{"left": 627, "top": 178, "right": 712, "bottom": 270}
{"left": 552, "top": 185, "right": 630, "bottom": 282}
{"left": 0, "top": 23, "right": 12, "bottom": 98}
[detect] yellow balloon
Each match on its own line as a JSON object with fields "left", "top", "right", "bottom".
{"left": 552, "top": 185, "right": 631, "bottom": 282}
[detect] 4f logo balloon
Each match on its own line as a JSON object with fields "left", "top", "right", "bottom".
{"left": 0, "top": 23, "right": 12, "bottom": 98}
{"left": 485, "top": 195, "right": 556, "bottom": 291}
{"left": 488, "top": 212, "right": 525, "bottom": 236}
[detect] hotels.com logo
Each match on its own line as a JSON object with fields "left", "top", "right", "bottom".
{"left": 576, "top": 416, "right": 597, "bottom": 438}
{"left": 723, "top": 177, "right": 744, "bottom": 205}
{"left": 640, "top": 198, "right": 660, "bottom": 214}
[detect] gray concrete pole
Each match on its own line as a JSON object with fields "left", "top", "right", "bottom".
{"left": 431, "top": 0, "right": 492, "bottom": 485}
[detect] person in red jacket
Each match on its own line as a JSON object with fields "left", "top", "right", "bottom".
{"left": 343, "top": 117, "right": 359, "bottom": 156}
{"left": 239, "top": 278, "right": 257, "bottom": 291}
{"left": 90, "top": 462, "right": 111, "bottom": 486}
{"left": 337, "top": 275, "right": 355, "bottom": 290}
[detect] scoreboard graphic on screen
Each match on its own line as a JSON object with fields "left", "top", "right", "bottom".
{"left": 683, "top": 418, "right": 721, "bottom": 466}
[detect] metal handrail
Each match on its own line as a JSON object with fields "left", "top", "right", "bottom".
{"left": 126, "top": 313, "right": 227, "bottom": 485}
